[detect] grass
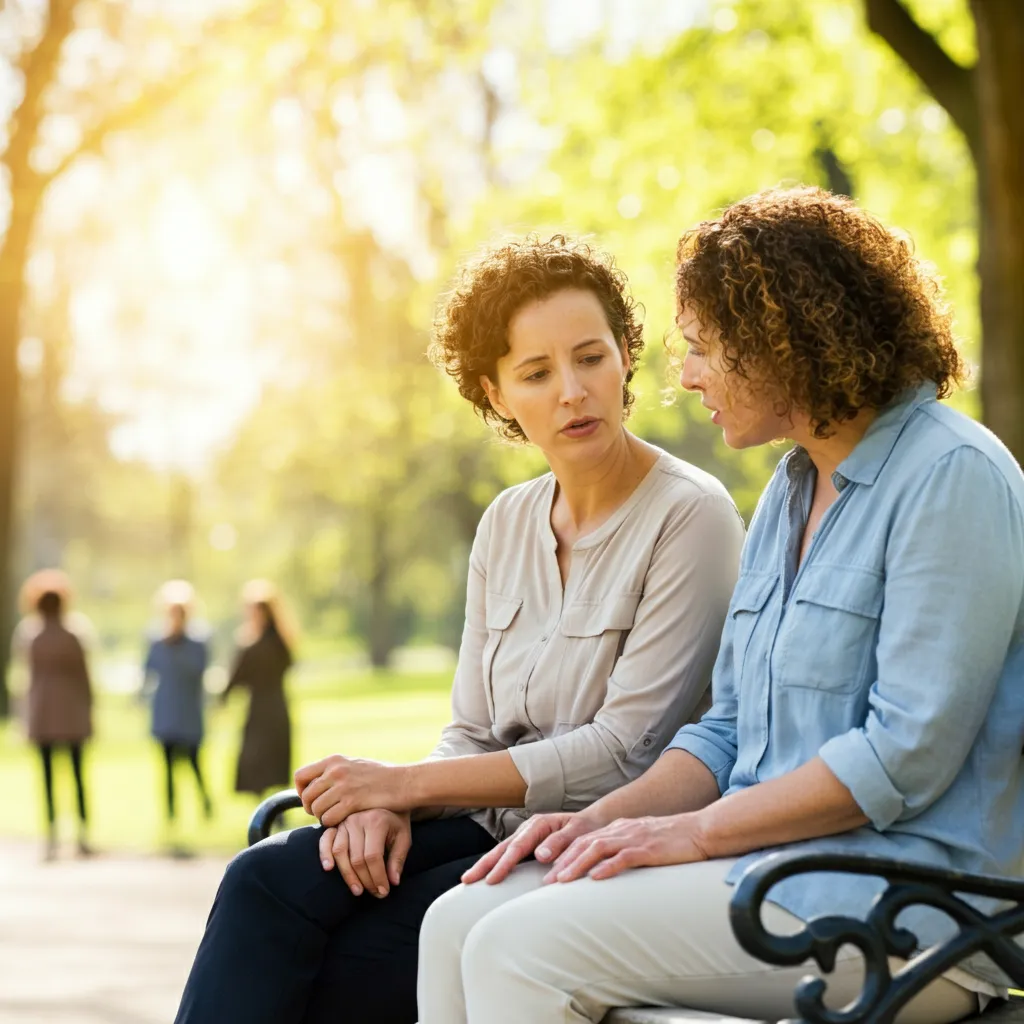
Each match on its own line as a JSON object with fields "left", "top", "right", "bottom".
{"left": 0, "top": 659, "right": 454, "bottom": 856}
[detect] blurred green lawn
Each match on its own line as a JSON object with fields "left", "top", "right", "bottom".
{"left": 0, "top": 660, "right": 453, "bottom": 856}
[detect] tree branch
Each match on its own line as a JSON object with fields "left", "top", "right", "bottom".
{"left": 865, "top": 0, "right": 980, "bottom": 157}
{"left": 6, "top": 0, "right": 78, "bottom": 192}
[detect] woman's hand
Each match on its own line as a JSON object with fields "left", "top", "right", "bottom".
{"left": 295, "top": 755, "right": 407, "bottom": 827}
{"left": 542, "top": 813, "right": 711, "bottom": 883}
{"left": 461, "top": 811, "right": 604, "bottom": 885}
{"left": 319, "top": 809, "right": 412, "bottom": 897}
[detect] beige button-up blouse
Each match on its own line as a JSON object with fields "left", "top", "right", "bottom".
{"left": 430, "top": 448, "right": 745, "bottom": 839}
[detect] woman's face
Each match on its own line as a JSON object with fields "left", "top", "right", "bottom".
{"left": 481, "top": 288, "right": 629, "bottom": 461}
{"left": 678, "top": 309, "right": 790, "bottom": 449}
{"left": 168, "top": 604, "right": 187, "bottom": 634}
{"left": 247, "top": 602, "right": 269, "bottom": 634}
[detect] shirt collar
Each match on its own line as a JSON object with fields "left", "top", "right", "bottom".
{"left": 787, "top": 381, "right": 938, "bottom": 490}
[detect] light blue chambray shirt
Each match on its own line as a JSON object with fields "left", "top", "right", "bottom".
{"left": 665, "top": 382, "right": 1024, "bottom": 977}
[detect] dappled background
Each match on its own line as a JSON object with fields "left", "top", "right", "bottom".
{"left": 0, "top": 0, "right": 1005, "bottom": 854}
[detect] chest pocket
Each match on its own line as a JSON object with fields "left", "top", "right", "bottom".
{"left": 556, "top": 593, "right": 642, "bottom": 727}
{"left": 559, "top": 592, "right": 642, "bottom": 638}
{"left": 776, "top": 564, "right": 883, "bottom": 694}
{"left": 482, "top": 593, "right": 523, "bottom": 721}
{"left": 729, "top": 572, "right": 777, "bottom": 684}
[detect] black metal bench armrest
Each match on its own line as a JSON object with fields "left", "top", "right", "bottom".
{"left": 247, "top": 789, "right": 307, "bottom": 846}
{"left": 728, "top": 850, "right": 1024, "bottom": 1024}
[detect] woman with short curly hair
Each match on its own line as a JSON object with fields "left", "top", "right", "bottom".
{"left": 420, "top": 188, "right": 1024, "bottom": 1023}
{"left": 176, "top": 235, "right": 743, "bottom": 1024}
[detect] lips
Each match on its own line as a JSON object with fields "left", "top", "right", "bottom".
{"left": 561, "top": 417, "right": 600, "bottom": 437}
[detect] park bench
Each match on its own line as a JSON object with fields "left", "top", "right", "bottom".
{"left": 250, "top": 791, "right": 1024, "bottom": 1023}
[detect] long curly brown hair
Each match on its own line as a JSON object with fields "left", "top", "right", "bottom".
{"left": 430, "top": 235, "right": 644, "bottom": 442}
{"left": 675, "top": 187, "right": 964, "bottom": 437}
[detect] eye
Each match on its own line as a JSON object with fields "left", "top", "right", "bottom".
{"left": 580, "top": 353, "right": 604, "bottom": 366}
{"left": 525, "top": 368, "right": 549, "bottom": 382}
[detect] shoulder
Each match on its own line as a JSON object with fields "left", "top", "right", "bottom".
{"left": 476, "top": 472, "right": 553, "bottom": 537}
{"left": 647, "top": 449, "right": 737, "bottom": 508}
{"left": 908, "top": 401, "right": 1024, "bottom": 501}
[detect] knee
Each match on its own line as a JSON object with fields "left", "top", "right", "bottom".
{"left": 460, "top": 900, "right": 546, "bottom": 986}
{"left": 219, "top": 825, "right": 320, "bottom": 902}
{"left": 421, "top": 883, "right": 491, "bottom": 960}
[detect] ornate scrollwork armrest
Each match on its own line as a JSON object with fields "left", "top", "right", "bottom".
{"left": 728, "top": 850, "right": 1024, "bottom": 1024}
{"left": 247, "top": 788, "right": 306, "bottom": 846}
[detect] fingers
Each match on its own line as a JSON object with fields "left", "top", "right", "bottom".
{"left": 588, "top": 847, "right": 646, "bottom": 880}
{"left": 387, "top": 824, "right": 412, "bottom": 887}
{"left": 295, "top": 757, "right": 332, "bottom": 794}
{"left": 354, "top": 823, "right": 391, "bottom": 897}
{"left": 460, "top": 836, "right": 513, "bottom": 884}
{"left": 534, "top": 820, "right": 588, "bottom": 864}
{"left": 300, "top": 774, "right": 334, "bottom": 816}
{"left": 319, "top": 798, "right": 356, "bottom": 828}
{"left": 328, "top": 825, "right": 365, "bottom": 896}
{"left": 483, "top": 832, "right": 542, "bottom": 884}
{"left": 319, "top": 827, "right": 338, "bottom": 870}
{"left": 544, "top": 832, "right": 626, "bottom": 884}
{"left": 343, "top": 821, "right": 380, "bottom": 895}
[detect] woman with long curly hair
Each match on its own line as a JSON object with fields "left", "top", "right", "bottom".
{"left": 175, "top": 236, "right": 743, "bottom": 1023}
{"left": 419, "top": 187, "right": 1024, "bottom": 1024}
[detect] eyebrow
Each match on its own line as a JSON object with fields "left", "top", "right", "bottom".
{"left": 512, "top": 338, "right": 605, "bottom": 371}
{"left": 681, "top": 331, "right": 702, "bottom": 346}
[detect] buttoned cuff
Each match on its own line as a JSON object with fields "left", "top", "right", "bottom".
{"left": 507, "top": 740, "right": 567, "bottom": 813}
{"left": 662, "top": 728, "right": 734, "bottom": 795}
{"left": 819, "top": 729, "right": 904, "bottom": 830}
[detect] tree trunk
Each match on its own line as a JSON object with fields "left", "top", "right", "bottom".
{"left": 0, "top": 208, "right": 39, "bottom": 716}
{"left": 972, "top": 1, "right": 1024, "bottom": 464}
{"left": 367, "top": 508, "right": 394, "bottom": 670}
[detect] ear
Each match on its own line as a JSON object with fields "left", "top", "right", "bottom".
{"left": 619, "top": 340, "right": 631, "bottom": 378}
{"left": 480, "top": 374, "right": 513, "bottom": 420}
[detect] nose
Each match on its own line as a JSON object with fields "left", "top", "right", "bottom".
{"left": 558, "top": 367, "right": 587, "bottom": 406}
{"left": 679, "top": 352, "right": 703, "bottom": 393}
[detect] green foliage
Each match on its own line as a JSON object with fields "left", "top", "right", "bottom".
{"left": 7, "top": 0, "right": 983, "bottom": 662}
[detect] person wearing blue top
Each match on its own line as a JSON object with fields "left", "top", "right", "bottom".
{"left": 417, "top": 186, "right": 1024, "bottom": 1024}
{"left": 144, "top": 581, "right": 213, "bottom": 823}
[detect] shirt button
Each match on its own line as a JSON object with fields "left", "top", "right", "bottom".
{"left": 643, "top": 737, "right": 652, "bottom": 747}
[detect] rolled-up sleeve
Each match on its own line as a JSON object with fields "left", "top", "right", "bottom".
{"left": 819, "top": 447, "right": 1024, "bottom": 830}
{"left": 507, "top": 494, "right": 744, "bottom": 812}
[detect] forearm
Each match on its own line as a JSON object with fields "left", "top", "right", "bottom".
{"left": 403, "top": 750, "right": 527, "bottom": 810}
{"left": 583, "top": 749, "right": 721, "bottom": 826}
{"left": 695, "top": 755, "right": 868, "bottom": 858}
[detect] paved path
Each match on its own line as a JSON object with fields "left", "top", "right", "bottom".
{"left": 0, "top": 839, "right": 230, "bottom": 1023}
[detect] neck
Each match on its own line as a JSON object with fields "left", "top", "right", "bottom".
{"left": 548, "top": 429, "right": 656, "bottom": 533}
{"left": 789, "top": 409, "right": 877, "bottom": 484}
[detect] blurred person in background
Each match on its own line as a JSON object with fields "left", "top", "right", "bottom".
{"left": 175, "top": 235, "right": 744, "bottom": 1024}
{"left": 16, "top": 568, "right": 94, "bottom": 860}
{"left": 222, "top": 579, "right": 295, "bottom": 798}
{"left": 143, "top": 580, "right": 213, "bottom": 826}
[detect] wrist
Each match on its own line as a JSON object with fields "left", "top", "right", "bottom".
{"left": 397, "top": 762, "right": 426, "bottom": 810}
{"left": 688, "top": 805, "right": 721, "bottom": 859}
{"left": 577, "top": 803, "right": 616, "bottom": 831}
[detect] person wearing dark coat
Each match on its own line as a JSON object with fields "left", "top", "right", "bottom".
{"left": 222, "top": 588, "right": 293, "bottom": 796}
{"left": 21, "top": 575, "right": 94, "bottom": 860}
{"left": 143, "top": 584, "right": 212, "bottom": 822}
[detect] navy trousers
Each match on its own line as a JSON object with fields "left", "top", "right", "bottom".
{"left": 175, "top": 817, "right": 496, "bottom": 1024}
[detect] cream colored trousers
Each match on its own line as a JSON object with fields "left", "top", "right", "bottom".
{"left": 417, "top": 858, "right": 978, "bottom": 1024}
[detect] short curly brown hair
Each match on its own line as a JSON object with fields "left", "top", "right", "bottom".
{"left": 675, "top": 186, "right": 964, "bottom": 438}
{"left": 429, "top": 235, "right": 644, "bottom": 442}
